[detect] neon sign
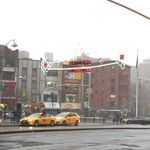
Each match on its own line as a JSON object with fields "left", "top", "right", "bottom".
{"left": 68, "top": 60, "right": 91, "bottom": 66}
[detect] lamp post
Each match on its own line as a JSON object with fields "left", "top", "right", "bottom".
{"left": 50, "top": 92, "right": 55, "bottom": 114}
{"left": 0, "top": 39, "right": 18, "bottom": 104}
{"left": 18, "top": 75, "right": 27, "bottom": 104}
{"left": 6, "top": 39, "right": 18, "bottom": 48}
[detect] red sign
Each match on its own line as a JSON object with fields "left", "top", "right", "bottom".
{"left": 3, "top": 82, "right": 16, "bottom": 87}
{"left": 68, "top": 68, "right": 92, "bottom": 73}
{"left": 2, "top": 99, "right": 16, "bottom": 105}
{"left": 69, "top": 60, "right": 91, "bottom": 66}
{"left": 120, "top": 54, "right": 124, "bottom": 60}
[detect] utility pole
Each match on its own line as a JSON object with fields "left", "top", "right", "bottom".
{"left": 135, "top": 50, "right": 139, "bottom": 117}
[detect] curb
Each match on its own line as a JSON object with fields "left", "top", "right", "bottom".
{"left": 1, "top": 126, "right": 150, "bottom": 135}
{"left": 0, "top": 124, "right": 19, "bottom": 127}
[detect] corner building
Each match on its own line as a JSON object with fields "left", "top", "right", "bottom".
{"left": 0, "top": 45, "right": 18, "bottom": 110}
{"left": 91, "top": 63, "right": 131, "bottom": 113}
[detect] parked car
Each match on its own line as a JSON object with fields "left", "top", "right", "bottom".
{"left": 55, "top": 112, "right": 80, "bottom": 126}
{"left": 125, "top": 116, "right": 150, "bottom": 125}
{"left": 19, "top": 112, "right": 56, "bottom": 127}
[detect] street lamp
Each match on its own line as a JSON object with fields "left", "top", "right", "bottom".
{"left": 6, "top": 39, "right": 18, "bottom": 48}
{"left": 18, "top": 75, "right": 26, "bottom": 104}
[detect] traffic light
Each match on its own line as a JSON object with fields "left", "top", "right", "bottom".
{"left": 119, "top": 54, "right": 124, "bottom": 60}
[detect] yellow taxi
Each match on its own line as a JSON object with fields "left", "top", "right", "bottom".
{"left": 19, "top": 112, "right": 56, "bottom": 127}
{"left": 55, "top": 112, "right": 80, "bottom": 126}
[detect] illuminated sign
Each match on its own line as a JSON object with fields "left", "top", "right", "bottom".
{"left": 66, "top": 60, "right": 92, "bottom": 73}
{"left": 68, "top": 60, "right": 91, "bottom": 66}
{"left": 68, "top": 68, "right": 92, "bottom": 73}
{"left": 40, "top": 57, "right": 125, "bottom": 75}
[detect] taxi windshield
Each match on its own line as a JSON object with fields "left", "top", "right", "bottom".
{"left": 28, "top": 113, "right": 41, "bottom": 118}
{"left": 56, "top": 113, "right": 68, "bottom": 117}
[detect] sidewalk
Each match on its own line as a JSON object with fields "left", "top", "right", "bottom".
{"left": 0, "top": 118, "right": 19, "bottom": 127}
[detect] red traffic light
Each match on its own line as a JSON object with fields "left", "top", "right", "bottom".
{"left": 120, "top": 54, "right": 124, "bottom": 60}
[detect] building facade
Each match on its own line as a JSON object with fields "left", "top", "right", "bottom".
{"left": 17, "top": 58, "right": 43, "bottom": 105}
{"left": 91, "top": 63, "right": 131, "bottom": 114}
{"left": 60, "top": 56, "right": 131, "bottom": 116}
{"left": 0, "top": 45, "right": 18, "bottom": 110}
{"left": 0, "top": 47, "right": 131, "bottom": 116}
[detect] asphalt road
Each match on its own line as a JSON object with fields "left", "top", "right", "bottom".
{"left": 0, "top": 129, "right": 150, "bottom": 150}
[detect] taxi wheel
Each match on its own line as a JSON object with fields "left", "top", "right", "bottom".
{"left": 34, "top": 121, "right": 39, "bottom": 127}
{"left": 75, "top": 120, "right": 79, "bottom": 126}
{"left": 62, "top": 120, "right": 67, "bottom": 126}
{"left": 50, "top": 120, "right": 55, "bottom": 126}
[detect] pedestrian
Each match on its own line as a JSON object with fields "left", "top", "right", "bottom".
{"left": 0, "top": 110, "right": 2, "bottom": 118}
{"left": 3, "top": 111, "right": 6, "bottom": 120}
{"left": 119, "top": 114, "right": 123, "bottom": 124}
{"left": 102, "top": 116, "right": 106, "bottom": 123}
{"left": 116, "top": 113, "right": 119, "bottom": 124}
{"left": 11, "top": 110, "right": 16, "bottom": 123}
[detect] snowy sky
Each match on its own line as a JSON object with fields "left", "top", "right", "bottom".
{"left": 0, "top": 0, "right": 150, "bottom": 66}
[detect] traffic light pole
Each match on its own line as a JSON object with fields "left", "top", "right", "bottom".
{"left": 107, "top": 0, "right": 150, "bottom": 21}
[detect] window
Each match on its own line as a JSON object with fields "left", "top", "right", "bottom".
{"left": 46, "top": 81, "right": 57, "bottom": 88}
{"left": 32, "top": 68, "right": 37, "bottom": 77}
{"left": 22, "top": 80, "right": 27, "bottom": 89}
{"left": 110, "top": 86, "right": 115, "bottom": 94}
{"left": 3, "top": 72, "right": 15, "bottom": 80}
{"left": 22, "top": 68, "right": 27, "bottom": 78}
{"left": 44, "top": 93, "right": 57, "bottom": 102}
{"left": 32, "top": 81, "right": 37, "bottom": 89}
{"left": 47, "top": 70, "right": 58, "bottom": 76}
{"left": 65, "top": 94, "right": 76, "bottom": 102}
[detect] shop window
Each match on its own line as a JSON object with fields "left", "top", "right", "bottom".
{"left": 65, "top": 94, "right": 76, "bottom": 103}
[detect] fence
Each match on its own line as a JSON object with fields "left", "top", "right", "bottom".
{"left": 80, "top": 117, "right": 104, "bottom": 123}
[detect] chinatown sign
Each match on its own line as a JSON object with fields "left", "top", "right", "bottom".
{"left": 40, "top": 58, "right": 125, "bottom": 74}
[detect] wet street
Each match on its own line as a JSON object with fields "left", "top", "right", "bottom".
{"left": 0, "top": 128, "right": 150, "bottom": 150}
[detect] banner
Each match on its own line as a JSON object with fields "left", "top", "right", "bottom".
{"left": 61, "top": 103, "right": 81, "bottom": 109}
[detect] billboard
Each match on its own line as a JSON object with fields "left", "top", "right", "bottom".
{"left": 61, "top": 102, "right": 81, "bottom": 109}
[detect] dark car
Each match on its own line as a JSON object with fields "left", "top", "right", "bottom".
{"left": 125, "top": 116, "right": 150, "bottom": 125}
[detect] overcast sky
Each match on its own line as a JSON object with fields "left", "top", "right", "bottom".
{"left": 0, "top": 0, "right": 150, "bottom": 66}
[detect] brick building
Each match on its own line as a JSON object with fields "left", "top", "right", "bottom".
{"left": 91, "top": 63, "right": 131, "bottom": 113}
